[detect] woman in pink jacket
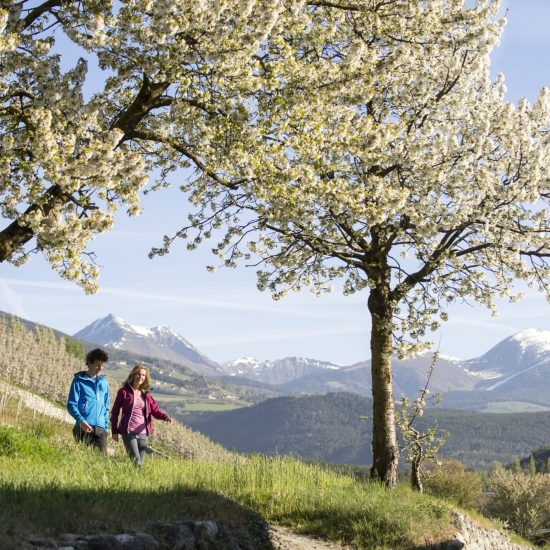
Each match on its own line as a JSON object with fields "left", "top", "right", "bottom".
{"left": 110, "top": 364, "right": 172, "bottom": 466}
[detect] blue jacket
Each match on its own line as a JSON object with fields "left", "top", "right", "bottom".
{"left": 67, "top": 371, "right": 110, "bottom": 430}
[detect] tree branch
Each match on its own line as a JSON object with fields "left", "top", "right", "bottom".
{"left": 21, "top": 0, "right": 71, "bottom": 30}
{"left": 0, "top": 75, "right": 173, "bottom": 262}
{"left": 306, "top": 1, "right": 364, "bottom": 12}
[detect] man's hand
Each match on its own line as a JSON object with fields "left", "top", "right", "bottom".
{"left": 80, "top": 421, "right": 93, "bottom": 433}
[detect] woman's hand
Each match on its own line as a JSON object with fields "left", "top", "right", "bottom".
{"left": 112, "top": 433, "right": 119, "bottom": 442}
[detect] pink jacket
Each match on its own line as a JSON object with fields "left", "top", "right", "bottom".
{"left": 110, "top": 384, "right": 169, "bottom": 436}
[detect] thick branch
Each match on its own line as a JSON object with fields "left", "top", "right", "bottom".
{"left": 111, "top": 75, "right": 171, "bottom": 135}
{"left": 0, "top": 76, "right": 172, "bottom": 262}
{"left": 0, "top": 185, "right": 69, "bottom": 262}
{"left": 306, "top": 1, "right": 364, "bottom": 11}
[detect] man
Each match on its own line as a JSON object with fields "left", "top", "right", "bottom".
{"left": 67, "top": 348, "right": 110, "bottom": 454}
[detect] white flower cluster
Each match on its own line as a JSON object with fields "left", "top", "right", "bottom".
{"left": 159, "top": 1, "right": 550, "bottom": 359}
{"left": 2, "top": 0, "right": 550, "bottom": 326}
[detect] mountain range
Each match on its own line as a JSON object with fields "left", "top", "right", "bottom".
{"left": 277, "top": 330, "right": 550, "bottom": 410}
{"left": 73, "top": 314, "right": 550, "bottom": 411}
{"left": 223, "top": 356, "right": 342, "bottom": 385}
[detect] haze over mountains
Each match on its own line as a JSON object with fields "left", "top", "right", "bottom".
{"left": 223, "top": 356, "right": 342, "bottom": 385}
{"left": 73, "top": 314, "right": 550, "bottom": 411}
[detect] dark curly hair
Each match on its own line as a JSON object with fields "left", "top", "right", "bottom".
{"left": 85, "top": 348, "right": 109, "bottom": 366}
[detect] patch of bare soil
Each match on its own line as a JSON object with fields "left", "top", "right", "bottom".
{"left": 270, "top": 525, "right": 352, "bottom": 550}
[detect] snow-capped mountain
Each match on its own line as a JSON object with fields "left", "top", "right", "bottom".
{"left": 463, "top": 329, "right": 550, "bottom": 392}
{"left": 255, "top": 329, "right": 550, "bottom": 410}
{"left": 74, "top": 314, "right": 221, "bottom": 376}
{"left": 277, "top": 353, "right": 477, "bottom": 398}
{"left": 222, "top": 356, "right": 342, "bottom": 385}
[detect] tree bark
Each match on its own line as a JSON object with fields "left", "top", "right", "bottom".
{"left": 368, "top": 282, "right": 399, "bottom": 487}
{"left": 0, "top": 184, "right": 68, "bottom": 262}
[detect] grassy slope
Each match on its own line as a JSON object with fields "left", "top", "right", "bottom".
{"left": 0, "top": 392, "right": 461, "bottom": 550}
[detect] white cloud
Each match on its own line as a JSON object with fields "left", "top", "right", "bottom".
{"left": 0, "top": 279, "right": 28, "bottom": 318}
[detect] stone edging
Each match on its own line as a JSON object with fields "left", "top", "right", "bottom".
{"left": 432, "top": 512, "right": 535, "bottom": 550}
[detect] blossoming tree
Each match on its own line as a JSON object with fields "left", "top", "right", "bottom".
{"left": 1, "top": 0, "right": 343, "bottom": 291}
{"left": 156, "top": 0, "right": 550, "bottom": 486}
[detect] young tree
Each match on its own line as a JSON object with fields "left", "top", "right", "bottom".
{"left": 396, "top": 353, "right": 448, "bottom": 493}
{"left": 157, "top": 1, "right": 550, "bottom": 486}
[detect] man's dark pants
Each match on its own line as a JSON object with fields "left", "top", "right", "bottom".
{"left": 73, "top": 425, "right": 108, "bottom": 454}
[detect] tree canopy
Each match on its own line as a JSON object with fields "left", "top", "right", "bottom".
{"left": 1, "top": 0, "right": 356, "bottom": 290}
{"left": 172, "top": 0, "right": 550, "bottom": 348}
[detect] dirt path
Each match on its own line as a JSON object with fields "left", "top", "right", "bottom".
{"left": 269, "top": 526, "right": 352, "bottom": 549}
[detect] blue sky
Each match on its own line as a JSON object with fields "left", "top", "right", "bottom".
{"left": 1, "top": 1, "right": 550, "bottom": 365}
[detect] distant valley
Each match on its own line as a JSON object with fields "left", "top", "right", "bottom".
{"left": 3, "top": 309, "right": 550, "bottom": 471}
{"left": 4, "top": 309, "right": 550, "bottom": 418}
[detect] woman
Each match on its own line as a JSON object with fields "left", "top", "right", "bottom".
{"left": 110, "top": 364, "right": 172, "bottom": 466}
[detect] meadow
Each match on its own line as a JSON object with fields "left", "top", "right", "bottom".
{"left": 0, "top": 389, "right": 459, "bottom": 549}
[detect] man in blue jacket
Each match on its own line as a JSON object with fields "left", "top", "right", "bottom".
{"left": 67, "top": 348, "right": 110, "bottom": 454}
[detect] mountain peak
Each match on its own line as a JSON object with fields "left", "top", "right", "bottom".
{"left": 509, "top": 328, "right": 550, "bottom": 352}
{"left": 74, "top": 314, "right": 220, "bottom": 375}
{"left": 220, "top": 355, "right": 342, "bottom": 383}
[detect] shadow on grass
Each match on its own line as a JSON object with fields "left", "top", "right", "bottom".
{"left": 0, "top": 485, "right": 274, "bottom": 549}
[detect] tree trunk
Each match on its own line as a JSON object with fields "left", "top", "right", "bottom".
{"left": 368, "top": 283, "right": 399, "bottom": 487}
{"left": 0, "top": 219, "right": 33, "bottom": 262}
{"left": 411, "top": 442, "right": 423, "bottom": 493}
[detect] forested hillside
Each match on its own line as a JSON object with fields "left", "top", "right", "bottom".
{"left": 187, "top": 393, "right": 550, "bottom": 470}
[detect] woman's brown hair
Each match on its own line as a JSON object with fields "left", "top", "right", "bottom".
{"left": 124, "top": 364, "right": 152, "bottom": 391}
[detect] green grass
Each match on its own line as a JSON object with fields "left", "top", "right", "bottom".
{"left": 150, "top": 391, "right": 187, "bottom": 403}
{"left": 154, "top": 393, "right": 246, "bottom": 411}
{"left": 164, "top": 371, "right": 193, "bottom": 382}
{"left": 481, "top": 401, "right": 550, "bottom": 413}
{"left": 0, "top": 400, "right": 458, "bottom": 549}
{"left": 0, "top": 439, "right": 453, "bottom": 549}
